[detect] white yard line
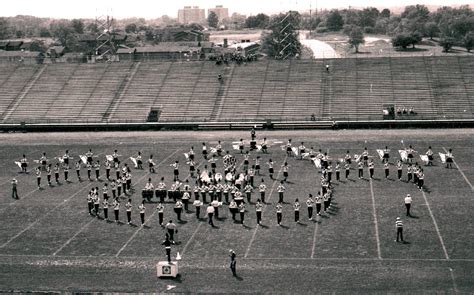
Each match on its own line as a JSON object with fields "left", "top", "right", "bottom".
{"left": 310, "top": 220, "right": 320, "bottom": 259}
{"left": 443, "top": 147, "right": 474, "bottom": 192}
{"left": 181, "top": 222, "right": 203, "bottom": 256}
{"left": 244, "top": 155, "right": 288, "bottom": 258}
{"left": 449, "top": 267, "right": 459, "bottom": 293}
{"left": 420, "top": 189, "right": 450, "bottom": 260}
{"left": 369, "top": 179, "right": 382, "bottom": 260}
{"left": 52, "top": 219, "right": 95, "bottom": 256}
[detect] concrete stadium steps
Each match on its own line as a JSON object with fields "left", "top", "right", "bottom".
{"left": 7, "top": 64, "right": 78, "bottom": 121}
{"left": 257, "top": 61, "right": 289, "bottom": 120}
{"left": 0, "top": 65, "right": 40, "bottom": 121}
{"left": 154, "top": 61, "right": 204, "bottom": 121}
{"left": 188, "top": 62, "right": 222, "bottom": 121}
{"left": 425, "top": 56, "right": 472, "bottom": 117}
{"left": 326, "top": 59, "right": 359, "bottom": 119}
{"left": 110, "top": 62, "right": 172, "bottom": 122}
{"left": 458, "top": 56, "right": 474, "bottom": 115}
{"left": 43, "top": 64, "right": 109, "bottom": 121}
{"left": 218, "top": 62, "right": 267, "bottom": 121}
{"left": 390, "top": 57, "right": 437, "bottom": 117}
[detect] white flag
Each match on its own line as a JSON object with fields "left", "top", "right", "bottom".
{"left": 130, "top": 157, "right": 138, "bottom": 168}
{"left": 238, "top": 173, "right": 245, "bottom": 182}
{"left": 398, "top": 150, "right": 408, "bottom": 162}
{"left": 33, "top": 160, "right": 40, "bottom": 164}
{"left": 232, "top": 144, "right": 239, "bottom": 150}
{"left": 14, "top": 161, "right": 22, "bottom": 169}
{"left": 256, "top": 145, "right": 262, "bottom": 151}
{"left": 312, "top": 158, "right": 321, "bottom": 168}
{"left": 292, "top": 147, "right": 299, "bottom": 156}
{"left": 184, "top": 153, "right": 189, "bottom": 160}
{"left": 225, "top": 172, "right": 234, "bottom": 181}
{"left": 376, "top": 149, "right": 384, "bottom": 160}
{"left": 280, "top": 145, "right": 287, "bottom": 151}
{"left": 79, "top": 155, "right": 87, "bottom": 164}
{"left": 439, "top": 153, "right": 447, "bottom": 163}
{"left": 354, "top": 154, "right": 362, "bottom": 163}
{"left": 106, "top": 155, "right": 113, "bottom": 162}
{"left": 215, "top": 173, "right": 223, "bottom": 182}
{"left": 176, "top": 252, "right": 181, "bottom": 260}
{"left": 210, "top": 147, "right": 217, "bottom": 154}
{"left": 57, "top": 157, "right": 64, "bottom": 163}
{"left": 200, "top": 171, "right": 210, "bottom": 183}
{"left": 420, "top": 155, "right": 429, "bottom": 165}
{"left": 301, "top": 152, "right": 310, "bottom": 159}
{"left": 274, "top": 141, "right": 283, "bottom": 144}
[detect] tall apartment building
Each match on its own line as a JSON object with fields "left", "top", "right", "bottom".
{"left": 178, "top": 6, "right": 206, "bottom": 24}
{"left": 208, "top": 5, "right": 229, "bottom": 21}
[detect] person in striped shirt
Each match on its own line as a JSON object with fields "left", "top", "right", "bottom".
{"left": 395, "top": 217, "right": 404, "bottom": 242}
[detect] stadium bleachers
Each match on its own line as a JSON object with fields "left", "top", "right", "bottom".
{"left": 0, "top": 56, "right": 472, "bottom": 124}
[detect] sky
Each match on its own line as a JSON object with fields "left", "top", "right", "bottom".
{"left": 1, "top": 0, "right": 470, "bottom": 19}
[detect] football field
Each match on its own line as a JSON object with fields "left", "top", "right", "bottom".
{"left": 0, "top": 129, "right": 473, "bottom": 293}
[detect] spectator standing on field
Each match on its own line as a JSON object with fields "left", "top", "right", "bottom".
{"left": 404, "top": 194, "right": 412, "bottom": 217}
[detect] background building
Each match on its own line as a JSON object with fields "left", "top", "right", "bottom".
{"left": 208, "top": 5, "right": 229, "bottom": 21}
{"left": 178, "top": 6, "right": 206, "bottom": 24}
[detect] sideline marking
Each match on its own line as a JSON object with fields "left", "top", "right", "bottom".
{"left": 420, "top": 189, "right": 450, "bottom": 260}
{"left": 369, "top": 179, "right": 382, "bottom": 260}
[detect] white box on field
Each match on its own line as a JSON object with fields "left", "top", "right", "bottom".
{"left": 157, "top": 261, "right": 179, "bottom": 278}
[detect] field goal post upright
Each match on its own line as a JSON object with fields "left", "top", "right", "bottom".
{"left": 277, "top": 11, "right": 299, "bottom": 60}
{"left": 95, "top": 9, "right": 117, "bottom": 62}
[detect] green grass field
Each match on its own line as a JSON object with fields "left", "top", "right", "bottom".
{"left": 0, "top": 129, "right": 473, "bottom": 293}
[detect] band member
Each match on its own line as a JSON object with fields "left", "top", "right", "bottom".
{"left": 188, "top": 147, "right": 195, "bottom": 161}
{"left": 258, "top": 179, "right": 267, "bottom": 204}
{"left": 87, "top": 189, "right": 94, "bottom": 215}
{"left": 46, "top": 164, "right": 52, "bottom": 186}
{"left": 445, "top": 149, "right": 453, "bottom": 168}
{"left": 192, "top": 198, "right": 202, "bottom": 219}
{"left": 113, "top": 198, "right": 120, "bottom": 223}
{"left": 40, "top": 152, "right": 48, "bottom": 171}
{"left": 397, "top": 160, "right": 403, "bottom": 180}
{"left": 162, "top": 234, "right": 172, "bottom": 263}
{"left": 261, "top": 137, "right": 268, "bottom": 154}
{"left": 286, "top": 139, "right": 292, "bottom": 157}
{"left": 216, "top": 141, "right": 223, "bottom": 156}
{"left": 239, "top": 139, "right": 245, "bottom": 154}
{"left": 418, "top": 169, "right": 424, "bottom": 190}
{"left": 136, "top": 151, "right": 143, "bottom": 169}
{"left": 86, "top": 162, "right": 92, "bottom": 181}
{"left": 383, "top": 146, "right": 390, "bottom": 163}
{"left": 282, "top": 162, "right": 289, "bottom": 182}
{"left": 425, "top": 146, "right": 434, "bottom": 166}
{"left": 94, "top": 160, "right": 100, "bottom": 180}
{"left": 86, "top": 149, "right": 93, "bottom": 165}
{"left": 209, "top": 155, "right": 218, "bottom": 174}
{"left": 148, "top": 155, "right": 156, "bottom": 173}
{"left": 105, "top": 160, "right": 111, "bottom": 180}
{"left": 114, "top": 163, "right": 120, "bottom": 180}
{"left": 267, "top": 159, "right": 274, "bottom": 179}
{"left": 407, "top": 164, "right": 413, "bottom": 182}
{"left": 298, "top": 142, "right": 306, "bottom": 160}
{"left": 35, "top": 167, "right": 41, "bottom": 189}
{"left": 174, "top": 199, "right": 183, "bottom": 221}
{"left": 368, "top": 159, "right": 375, "bottom": 179}
{"left": 277, "top": 181, "right": 285, "bottom": 203}
{"left": 250, "top": 127, "right": 256, "bottom": 140}
{"left": 358, "top": 161, "right": 364, "bottom": 179}
{"left": 384, "top": 162, "right": 390, "bottom": 179}
{"left": 139, "top": 200, "right": 146, "bottom": 226}
{"left": 323, "top": 192, "right": 330, "bottom": 212}
{"left": 345, "top": 162, "right": 350, "bottom": 179}
{"left": 187, "top": 159, "right": 196, "bottom": 178}
{"left": 202, "top": 142, "right": 208, "bottom": 159}
{"left": 112, "top": 150, "right": 120, "bottom": 165}
{"left": 362, "top": 147, "right": 369, "bottom": 166}
{"left": 229, "top": 199, "right": 238, "bottom": 221}
{"left": 404, "top": 194, "right": 412, "bottom": 217}
{"left": 294, "top": 199, "right": 300, "bottom": 223}
{"left": 125, "top": 199, "right": 132, "bottom": 224}
{"left": 243, "top": 151, "right": 250, "bottom": 171}
{"left": 239, "top": 202, "right": 246, "bottom": 226}
{"left": 255, "top": 199, "right": 263, "bottom": 225}
{"left": 315, "top": 192, "right": 322, "bottom": 216}
{"left": 157, "top": 177, "right": 166, "bottom": 203}
{"left": 395, "top": 217, "right": 404, "bottom": 242}
{"left": 75, "top": 160, "right": 82, "bottom": 181}
{"left": 255, "top": 156, "right": 261, "bottom": 175}
{"left": 406, "top": 145, "right": 415, "bottom": 163}
{"left": 335, "top": 163, "right": 340, "bottom": 181}
{"left": 11, "top": 178, "right": 19, "bottom": 199}
{"left": 211, "top": 198, "right": 220, "bottom": 219}
{"left": 327, "top": 164, "right": 333, "bottom": 183}
{"left": 207, "top": 204, "right": 215, "bottom": 227}
{"left": 276, "top": 202, "right": 283, "bottom": 226}
{"left": 62, "top": 150, "right": 70, "bottom": 166}
{"left": 345, "top": 150, "right": 352, "bottom": 165}
{"left": 63, "top": 164, "right": 69, "bottom": 182}
{"left": 306, "top": 194, "right": 314, "bottom": 220}
{"left": 93, "top": 191, "right": 100, "bottom": 217}
{"left": 156, "top": 202, "right": 164, "bottom": 226}
{"left": 20, "top": 154, "right": 28, "bottom": 173}
{"left": 102, "top": 196, "right": 109, "bottom": 221}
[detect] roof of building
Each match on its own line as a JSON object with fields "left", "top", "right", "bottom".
{"left": 117, "top": 45, "right": 201, "bottom": 54}
{"left": 0, "top": 50, "right": 41, "bottom": 57}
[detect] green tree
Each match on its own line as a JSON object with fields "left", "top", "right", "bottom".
{"left": 261, "top": 12, "right": 302, "bottom": 59}
{"left": 347, "top": 26, "right": 365, "bottom": 53}
{"left": 125, "top": 23, "right": 137, "bottom": 34}
{"left": 245, "top": 13, "right": 269, "bottom": 29}
{"left": 326, "top": 10, "right": 344, "bottom": 31}
{"left": 424, "top": 22, "right": 439, "bottom": 40}
{"left": 50, "top": 20, "right": 76, "bottom": 48}
{"left": 463, "top": 32, "right": 474, "bottom": 52}
{"left": 392, "top": 33, "right": 413, "bottom": 49}
{"left": 380, "top": 8, "right": 391, "bottom": 18}
{"left": 207, "top": 11, "right": 219, "bottom": 28}
{"left": 0, "top": 17, "right": 10, "bottom": 40}
{"left": 71, "top": 19, "right": 84, "bottom": 34}
{"left": 358, "top": 7, "right": 379, "bottom": 29}
{"left": 439, "top": 36, "right": 456, "bottom": 52}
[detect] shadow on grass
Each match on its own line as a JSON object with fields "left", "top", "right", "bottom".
{"left": 279, "top": 224, "right": 290, "bottom": 229}
{"left": 233, "top": 274, "right": 244, "bottom": 281}
{"left": 259, "top": 224, "right": 269, "bottom": 229}
{"left": 297, "top": 222, "right": 308, "bottom": 227}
